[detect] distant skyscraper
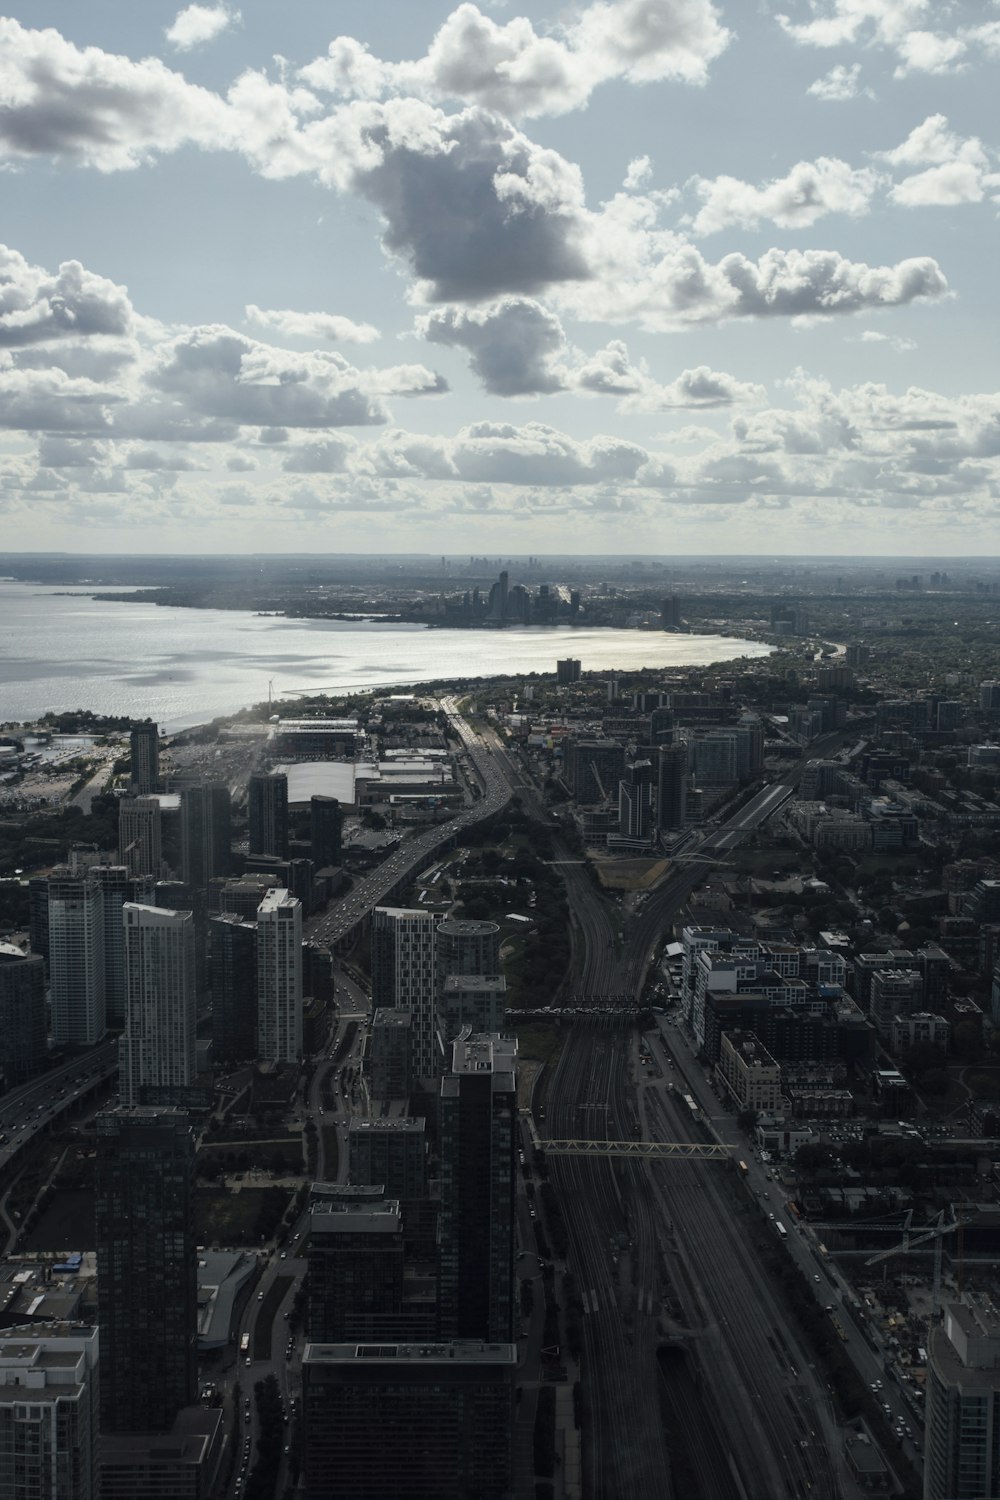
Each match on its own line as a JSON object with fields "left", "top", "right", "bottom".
{"left": 657, "top": 741, "right": 688, "bottom": 832}
{"left": 95, "top": 1108, "right": 197, "bottom": 1434}
{"left": 129, "top": 721, "right": 159, "bottom": 795}
{"left": 248, "top": 773, "right": 289, "bottom": 859}
{"left": 256, "top": 887, "right": 302, "bottom": 1063}
{"left": 372, "top": 907, "right": 438, "bottom": 1079}
{"left": 118, "top": 796, "right": 162, "bottom": 880}
{"left": 180, "top": 783, "right": 231, "bottom": 891}
{"left": 0, "top": 943, "right": 46, "bottom": 1090}
{"left": 210, "top": 913, "right": 258, "bottom": 1065}
{"left": 47, "top": 874, "right": 105, "bottom": 1045}
{"left": 556, "top": 657, "right": 582, "bottom": 685}
{"left": 309, "top": 795, "right": 343, "bottom": 869}
{"left": 119, "top": 905, "right": 196, "bottom": 1107}
{"left": 0, "top": 1326, "right": 100, "bottom": 1500}
{"left": 438, "top": 1032, "right": 517, "bottom": 1344}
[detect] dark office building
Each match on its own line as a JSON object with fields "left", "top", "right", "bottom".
{"left": 248, "top": 773, "right": 289, "bottom": 860}
{"left": 310, "top": 796, "right": 343, "bottom": 870}
{"left": 90, "top": 865, "right": 154, "bottom": 1028}
{"left": 95, "top": 1109, "right": 197, "bottom": 1434}
{"left": 210, "top": 914, "right": 258, "bottom": 1064}
{"left": 301, "top": 1341, "right": 515, "bottom": 1500}
{"left": 438, "top": 1033, "right": 516, "bottom": 1345}
{"left": 657, "top": 740, "right": 689, "bottom": 831}
{"left": 28, "top": 875, "right": 49, "bottom": 966}
{"left": 307, "top": 1195, "right": 406, "bottom": 1342}
{"left": 347, "top": 1117, "right": 427, "bottom": 1201}
{"left": 0, "top": 943, "right": 46, "bottom": 1091}
{"left": 556, "top": 657, "right": 581, "bottom": 685}
{"left": 129, "top": 721, "right": 159, "bottom": 795}
{"left": 179, "top": 784, "right": 231, "bottom": 891}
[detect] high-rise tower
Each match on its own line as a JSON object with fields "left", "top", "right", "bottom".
{"left": 118, "top": 796, "right": 162, "bottom": 880}
{"left": 179, "top": 783, "right": 231, "bottom": 891}
{"left": 438, "top": 1031, "right": 517, "bottom": 1344}
{"left": 95, "top": 1108, "right": 197, "bottom": 1434}
{"left": 129, "top": 721, "right": 159, "bottom": 795}
{"left": 119, "top": 904, "right": 196, "bottom": 1106}
{"left": 256, "top": 887, "right": 302, "bottom": 1063}
{"left": 248, "top": 773, "right": 289, "bottom": 859}
{"left": 47, "top": 874, "right": 105, "bottom": 1045}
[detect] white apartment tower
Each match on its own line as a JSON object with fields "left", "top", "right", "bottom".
{"left": 47, "top": 875, "right": 106, "bottom": 1046}
{"left": 256, "top": 888, "right": 302, "bottom": 1063}
{"left": 119, "top": 904, "right": 197, "bottom": 1107}
{"left": 371, "top": 907, "right": 438, "bottom": 1079}
{"left": 0, "top": 1326, "right": 100, "bottom": 1500}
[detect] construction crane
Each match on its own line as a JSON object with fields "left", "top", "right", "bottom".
{"left": 864, "top": 1207, "right": 965, "bottom": 1307}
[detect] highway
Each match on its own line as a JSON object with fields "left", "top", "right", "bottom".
{"left": 306, "top": 697, "right": 512, "bottom": 949}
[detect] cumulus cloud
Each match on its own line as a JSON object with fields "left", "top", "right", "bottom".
{"left": 0, "top": 365, "right": 118, "bottom": 432}
{"left": 301, "top": 0, "right": 730, "bottom": 119}
{"left": 149, "top": 327, "right": 395, "bottom": 428}
{"left": 575, "top": 346, "right": 767, "bottom": 409}
{"left": 419, "top": 297, "right": 767, "bottom": 408}
{"left": 245, "top": 305, "right": 380, "bottom": 345}
{"left": 778, "top": 2, "right": 1000, "bottom": 78}
{"left": 165, "top": 5, "right": 239, "bottom": 52}
{"left": 281, "top": 437, "right": 353, "bottom": 473}
{"left": 419, "top": 298, "right": 567, "bottom": 395}
{"left": 624, "top": 155, "right": 653, "bottom": 190}
{"left": 882, "top": 115, "right": 1000, "bottom": 206}
{"left": 0, "top": 17, "right": 232, "bottom": 169}
{"left": 688, "top": 158, "right": 881, "bottom": 233}
{"left": 806, "top": 63, "right": 865, "bottom": 100}
{"left": 0, "top": 245, "right": 134, "bottom": 346}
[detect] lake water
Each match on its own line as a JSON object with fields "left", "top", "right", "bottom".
{"left": 0, "top": 581, "right": 772, "bottom": 732}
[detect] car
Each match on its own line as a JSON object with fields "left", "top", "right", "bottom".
{"left": 813, "top": 1274, "right": 821, "bottom": 1283}
{"left": 245, "top": 1356, "right": 252, "bottom": 1367}
{"left": 257, "top": 1291, "right": 264, "bottom": 1301}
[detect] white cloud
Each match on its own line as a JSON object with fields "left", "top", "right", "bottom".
{"left": 0, "top": 244, "right": 134, "bottom": 346}
{"left": 149, "top": 326, "right": 445, "bottom": 429}
{"left": 419, "top": 298, "right": 568, "bottom": 395}
{"left": 882, "top": 115, "right": 1000, "bottom": 207}
{"left": 806, "top": 63, "right": 865, "bottom": 100}
{"left": 624, "top": 155, "right": 653, "bottom": 190}
{"left": 301, "top": 0, "right": 730, "bottom": 120}
{"left": 0, "top": 17, "right": 233, "bottom": 169}
{"left": 688, "top": 157, "right": 881, "bottom": 233}
{"left": 779, "top": 2, "right": 1000, "bottom": 78}
{"left": 165, "top": 4, "right": 239, "bottom": 52}
{"left": 245, "top": 305, "right": 380, "bottom": 344}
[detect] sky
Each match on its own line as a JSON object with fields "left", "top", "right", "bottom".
{"left": 1, "top": 0, "right": 999, "bottom": 558}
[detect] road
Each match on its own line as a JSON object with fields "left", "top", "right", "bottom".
{"left": 305, "top": 697, "right": 513, "bottom": 951}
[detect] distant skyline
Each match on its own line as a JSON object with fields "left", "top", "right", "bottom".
{"left": 2, "top": 2, "right": 999, "bottom": 556}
